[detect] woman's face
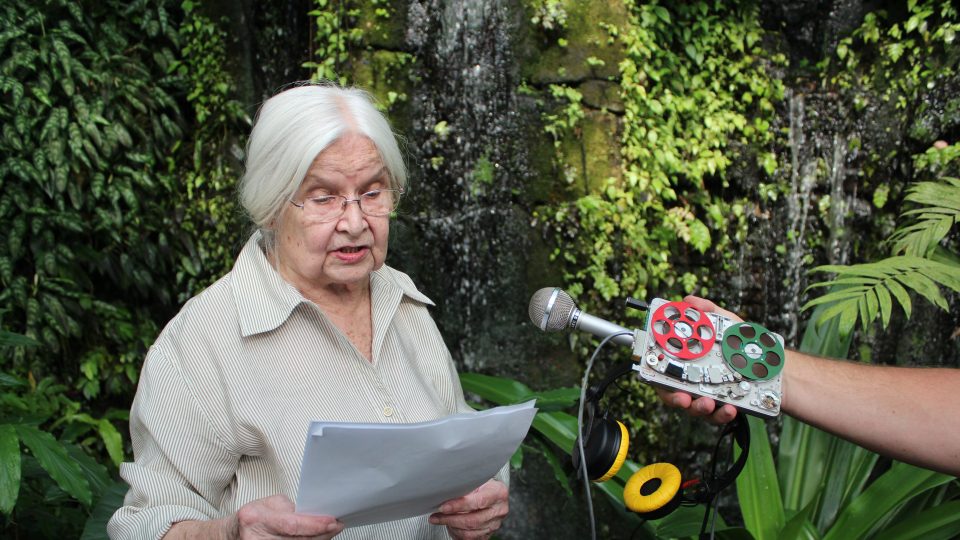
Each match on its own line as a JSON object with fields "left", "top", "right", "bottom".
{"left": 273, "top": 134, "right": 391, "bottom": 295}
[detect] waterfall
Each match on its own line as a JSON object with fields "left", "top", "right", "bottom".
{"left": 399, "top": 0, "right": 533, "bottom": 372}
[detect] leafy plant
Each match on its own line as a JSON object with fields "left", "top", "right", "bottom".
{"left": 0, "top": 331, "right": 123, "bottom": 538}
{"left": 733, "top": 301, "right": 960, "bottom": 540}
{"left": 460, "top": 372, "right": 742, "bottom": 540}
{"left": 304, "top": 0, "right": 364, "bottom": 84}
{"left": 0, "top": 0, "right": 186, "bottom": 399}
{"left": 803, "top": 175, "right": 960, "bottom": 336}
{"left": 171, "top": 0, "right": 250, "bottom": 301}
{"left": 544, "top": 0, "right": 784, "bottom": 309}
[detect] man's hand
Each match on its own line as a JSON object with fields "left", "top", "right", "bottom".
{"left": 655, "top": 295, "right": 741, "bottom": 425}
{"left": 429, "top": 480, "right": 508, "bottom": 540}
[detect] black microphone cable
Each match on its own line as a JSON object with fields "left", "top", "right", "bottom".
{"left": 576, "top": 329, "right": 634, "bottom": 540}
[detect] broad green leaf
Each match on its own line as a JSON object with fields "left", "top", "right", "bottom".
{"left": 0, "top": 331, "right": 40, "bottom": 348}
{"left": 14, "top": 425, "right": 91, "bottom": 505}
{"left": 779, "top": 503, "right": 821, "bottom": 540}
{"left": 781, "top": 298, "right": 856, "bottom": 515}
{"left": 822, "top": 464, "right": 954, "bottom": 540}
{"left": 918, "top": 260, "right": 960, "bottom": 291}
{"left": 872, "top": 500, "right": 960, "bottom": 540}
{"left": 736, "top": 416, "right": 784, "bottom": 540}
{"left": 532, "top": 411, "right": 578, "bottom": 451}
{"left": 80, "top": 481, "right": 129, "bottom": 540}
{"left": 653, "top": 504, "right": 726, "bottom": 538}
{"left": 0, "top": 425, "right": 20, "bottom": 514}
{"left": 460, "top": 372, "right": 532, "bottom": 404}
{"left": 812, "top": 439, "right": 877, "bottom": 531}
{"left": 778, "top": 417, "right": 830, "bottom": 512}
{"left": 528, "top": 441, "right": 571, "bottom": 497}
{"left": 65, "top": 444, "right": 113, "bottom": 501}
{"left": 97, "top": 419, "right": 124, "bottom": 467}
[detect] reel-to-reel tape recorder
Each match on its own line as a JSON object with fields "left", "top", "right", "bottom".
{"left": 529, "top": 288, "right": 785, "bottom": 417}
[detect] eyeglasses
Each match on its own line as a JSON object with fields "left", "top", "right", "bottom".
{"left": 289, "top": 189, "right": 403, "bottom": 223}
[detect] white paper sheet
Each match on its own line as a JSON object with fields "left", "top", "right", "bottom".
{"left": 294, "top": 400, "right": 537, "bottom": 527}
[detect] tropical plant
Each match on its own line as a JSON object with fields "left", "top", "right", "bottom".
{"left": 733, "top": 300, "right": 960, "bottom": 540}
{"left": 0, "top": 0, "right": 186, "bottom": 400}
{"left": 460, "top": 372, "right": 742, "bottom": 539}
{"left": 0, "top": 330, "right": 125, "bottom": 538}
{"left": 803, "top": 175, "right": 960, "bottom": 336}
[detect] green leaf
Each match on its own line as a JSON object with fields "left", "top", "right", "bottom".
{"left": 532, "top": 411, "right": 578, "bottom": 451}
{"left": 812, "top": 439, "right": 877, "bottom": 531}
{"left": 526, "top": 441, "right": 572, "bottom": 497}
{"left": 872, "top": 500, "right": 960, "bottom": 540}
{"left": 779, "top": 503, "right": 820, "bottom": 540}
{"left": 0, "top": 425, "right": 21, "bottom": 514}
{"left": 822, "top": 464, "right": 954, "bottom": 540}
{"left": 736, "top": 416, "right": 785, "bottom": 540}
{"left": 80, "top": 481, "right": 130, "bottom": 540}
{"left": 875, "top": 285, "right": 892, "bottom": 328}
{"left": 460, "top": 372, "right": 533, "bottom": 405}
{"left": 0, "top": 331, "right": 40, "bottom": 348}
{"left": 14, "top": 425, "right": 91, "bottom": 506}
{"left": 97, "top": 419, "right": 124, "bottom": 467}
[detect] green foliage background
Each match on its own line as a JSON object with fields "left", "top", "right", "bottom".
{"left": 0, "top": 0, "right": 957, "bottom": 538}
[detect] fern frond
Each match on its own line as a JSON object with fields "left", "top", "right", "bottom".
{"left": 889, "top": 178, "right": 960, "bottom": 256}
{"left": 803, "top": 256, "right": 958, "bottom": 336}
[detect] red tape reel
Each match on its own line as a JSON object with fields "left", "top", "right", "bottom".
{"left": 650, "top": 301, "right": 716, "bottom": 360}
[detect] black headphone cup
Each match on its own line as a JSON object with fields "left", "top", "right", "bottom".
{"left": 573, "top": 415, "right": 625, "bottom": 481}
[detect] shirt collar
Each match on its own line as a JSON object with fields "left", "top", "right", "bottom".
{"left": 233, "top": 231, "right": 434, "bottom": 337}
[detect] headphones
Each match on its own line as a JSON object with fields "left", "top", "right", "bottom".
{"left": 572, "top": 361, "right": 752, "bottom": 520}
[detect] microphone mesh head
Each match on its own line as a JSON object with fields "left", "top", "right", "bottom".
{"left": 528, "top": 287, "right": 577, "bottom": 331}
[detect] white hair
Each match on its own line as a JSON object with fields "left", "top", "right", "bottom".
{"left": 239, "top": 82, "right": 407, "bottom": 233}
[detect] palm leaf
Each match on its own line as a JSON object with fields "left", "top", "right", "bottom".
{"left": 890, "top": 177, "right": 960, "bottom": 257}
{"left": 804, "top": 256, "right": 958, "bottom": 335}
{"left": 890, "top": 177, "right": 960, "bottom": 256}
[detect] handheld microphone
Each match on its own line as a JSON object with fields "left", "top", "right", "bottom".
{"left": 528, "top": 287, "right": 635, "bottom": 347}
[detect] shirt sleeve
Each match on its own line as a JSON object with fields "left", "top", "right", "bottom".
{"left": 108, "top": 345, "right": 240, "bottom": 540}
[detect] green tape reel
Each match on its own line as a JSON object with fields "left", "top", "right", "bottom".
{"left": 721, "top": 322, "right": 785, "bottom": 381}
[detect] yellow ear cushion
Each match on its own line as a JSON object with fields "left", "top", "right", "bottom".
{"left": 623, "top": 462, "right": 682, "bottom": 513}
{"left": 595, "top": 421, "right": 629, "bottom": 483}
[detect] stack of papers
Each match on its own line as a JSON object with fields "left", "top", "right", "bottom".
{"left": 295, "top": 400, "right": 537, "bottom": 526}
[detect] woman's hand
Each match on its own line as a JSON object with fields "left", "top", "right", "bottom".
{"left": 655, "top": 295, "right": 741, "bottom": 425}
{"left": 165, "top": 495, "right": 343, "bottom": 539}
{"left": 429, "top": 479, "right": 509, "bottom": 540}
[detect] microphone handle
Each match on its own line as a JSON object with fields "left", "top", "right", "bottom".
{"left": 574, "top": 312, "right": 635, "bottom": 347}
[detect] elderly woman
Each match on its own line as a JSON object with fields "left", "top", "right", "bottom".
{"left": 108, "top": 83, "right": 509, "bottom": 540}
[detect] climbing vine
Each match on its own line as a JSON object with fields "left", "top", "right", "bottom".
{"left": 543, "top": 0, "right": 785, "bottom": 317}
{"left": 173, "top": 1, "right": 249, "bottom": 301}
{"left": 0, "top": 0, "right": 184, "bottom": 400}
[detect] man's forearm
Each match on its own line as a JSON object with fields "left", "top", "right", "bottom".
{"left": 782, "top": 350, "right": 960, "bottom": 476}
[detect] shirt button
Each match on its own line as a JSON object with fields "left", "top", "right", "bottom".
{"left": 383, "top": 406, "right": 394, "bottom": 417}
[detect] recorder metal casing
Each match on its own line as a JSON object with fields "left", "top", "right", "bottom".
{"left": 631, "top": 298, "right": 785, "bottom": 417}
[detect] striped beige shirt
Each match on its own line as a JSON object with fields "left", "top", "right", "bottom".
{"left": 108, "top": 231, "right": 507, "bottom": 539}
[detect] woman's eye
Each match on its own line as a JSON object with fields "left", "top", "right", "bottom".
{"left": 309, "top": 196, "right": 338, "bottom": 206}
{"left": 362, "top": 190, "right": 383, "bottom": 199}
